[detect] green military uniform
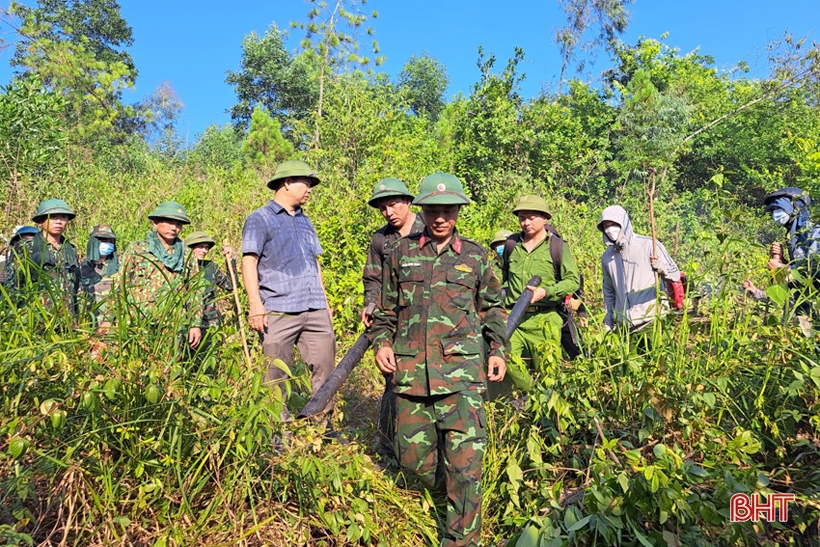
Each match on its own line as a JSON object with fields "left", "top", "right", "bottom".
{"left": 4, "top": 200, "right": 80, "bottom": 316}
{"left": 80, "top": 224, "right": 119, "bottom": 308}
{"left": 98, "top": 202, "right": 203, "bottom": 336}
{"left": 363, "top": 178, "right": 427, "bottom": 461}
{"left": 371, "top": 173, "right": 506, "bottom": 547}
{"left": 503, "top": 196, "right": 580, "bottom": 391}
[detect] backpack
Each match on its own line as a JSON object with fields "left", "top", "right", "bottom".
{"left": 502, "top": 226, "right": 587, "bottom": 359}
{"left": 501, "top": 225, "right": 566, "bottom": 288}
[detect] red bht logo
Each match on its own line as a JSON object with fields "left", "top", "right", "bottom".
{"left": 730, "top": 493, "right": 796, "bottom": 522}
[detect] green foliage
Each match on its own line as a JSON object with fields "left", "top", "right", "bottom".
{"left": 293, "top": 0, "right": 384, "bottom": 71}
{"left": 8, "top": 0, "right": 137, "bottom": 151}
{"left": 0, "top": 77, "right": 67, "bottom": 217}
{"left": 10, "top": 0, "right": 135, "bottom": 72}
{"left": 554, "top": 0, "right": 634, "bottom": 87}
{"left": 242, "top": 105, "right": 294, "bottom": 174}
{"left": 225, "top": 24, "right": 319, "bottom": 130}
{"left": 397, "top": 52, "right": 449, "bottom": 122}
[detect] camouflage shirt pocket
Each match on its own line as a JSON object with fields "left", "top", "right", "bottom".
{"left": 397, "top": 268, "right": 425, "bottom": 308}
{"left": 445, "top": 268, "right": 476, "bottom": 312}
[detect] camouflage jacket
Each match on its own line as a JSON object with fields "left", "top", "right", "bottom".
{"left": 362, "top": 213, "right": 426, "bottom": 308}
{"left": 371, "top": 229, "right": 507, "bottom": 397}
{"left": 80, "top": 258, "right": 119, "bottom": 307}
{"left": 199, "top": 259, "right": 235, "bottom": 328}
{"left": 98, "top": 240, "right": 204, "bottom": 327}
{"left": 3, "top": 232, "right": 80, "bottom": 315}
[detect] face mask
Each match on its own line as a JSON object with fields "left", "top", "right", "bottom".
{"left": 604, "top": 226, "right": 621, "bottom": 242}
{"left": 772, "top": 209, "right": 790, "bottom": 226}
{"left": 99, "top": 242, "right": 115, "bottom": 257}
{"left": 495, "top": 245, "right": 504, "bottom": 257}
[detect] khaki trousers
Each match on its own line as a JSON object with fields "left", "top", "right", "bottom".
{"left": 259, "top": 309, "right": 336, "bottom": 420}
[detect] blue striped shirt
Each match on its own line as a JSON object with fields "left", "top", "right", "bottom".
{"left": 242, "top": 200, "right": 327, "bottom": 313}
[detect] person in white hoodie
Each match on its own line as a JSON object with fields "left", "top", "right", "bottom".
{"left": 597, "top": 205, "right": 681, "bottom": 331}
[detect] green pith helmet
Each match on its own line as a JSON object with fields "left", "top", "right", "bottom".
{"left": 89, "top": 224, "right": 116, "bottom": 240}
{"left": 148, "top": 201, "right": 191, "bottom": 224}
{"left": 185, "top": 231, "right": 216, "bottom": 248}
{"left": 267, "top": 160, "right": 321, "bottom": 190}
{"left": 368, "top": 177, "right": 414, "bottom": 207}
{"left": 412, "top": 172, "right": 471, "bottom": 206}
{"left": 512, "top": 194, "right": 551, "bottom": 219}
{"left": 490, "top": 229, "right": 513, "bottom": 247}
{"left": 32, "top": 198, "right": 76, "bottom": 223}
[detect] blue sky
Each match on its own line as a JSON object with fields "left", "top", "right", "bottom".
{"left": 1, "top": 0, "right": 818, "bottom": 142}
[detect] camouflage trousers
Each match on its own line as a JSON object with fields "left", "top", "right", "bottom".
{"left": 395, "top": 390, "right": 486, "bottom": 547}
{"left": 506, "top": 310, "right": 563, "bottom": 391}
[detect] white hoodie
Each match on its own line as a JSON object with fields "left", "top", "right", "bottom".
{"left": 598, "top": 206, "right": 680, "bottom": 331}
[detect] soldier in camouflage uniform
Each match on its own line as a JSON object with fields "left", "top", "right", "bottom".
{"left": 80, "top": 224, "right": 119, "bottom": 308}
{"left": 4, "top": 199, "right": 81, "bottom": 316}
{"left": 371, "top": 172, "right": 507, "bottom": 547}
{"left": 97, "top": 201, "right": 203, "bottom": 349}
{"left": 362, "top": 177, "right": 426, "bottom": 461}
{"left": 185, "top": 231, "right": 237, "bottom": 359}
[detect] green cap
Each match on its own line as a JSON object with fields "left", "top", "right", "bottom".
{"left": 512, "top": 194, "right": 551, "bottom": 219}
{"left": 368, "top": 177, "right": 414, "bottom": 207}
{"left": 185, "top": 231, "right": 216, "bottom": 248}
{"left": 148, "top": 201, "right": 191, "bottom": 224}
{"left": 267, "top": 160, "right": 321, "bottom": 190}
{"left": 413, "top": 172, "right": 471, "bottom": 206}
{"left": 89, "top": 224, "right": 116, "bottom": 240}
{"left": 490, "top": 229, "right": 513, "bottom": 247}
{"left": 32, "top": 198, "right": 75, "bottom": 223}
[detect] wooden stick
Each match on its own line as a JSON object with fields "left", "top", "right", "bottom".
{"left": 224, "top": 239, "right": 253, "bottom": 370}
{"left": 593, "top": 417, "right": 622, "bottom": 467}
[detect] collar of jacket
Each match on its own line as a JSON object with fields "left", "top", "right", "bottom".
{"left": 419, "top": 229, "right": 462, "bottom": 254}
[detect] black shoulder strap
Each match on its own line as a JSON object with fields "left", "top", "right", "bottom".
{"left": 502, "top": 233, "right": 521, "bottom": 283}
{"left": 545, "top": 224, "right": 563, "bottom": 282}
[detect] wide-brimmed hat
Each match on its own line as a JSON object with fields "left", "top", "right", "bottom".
{"left": 32, "top": 198, "right": 76, "bottom": 223}
{"left": 185, "top": 231, "right": 216, "bottom": 248}
{"left": 148, "top": 201, "right": 191, "bottom": 224}
{"left": 89, "top": 224, "right": 116, "bottom": 239}
{"left": 489, "top": 229, "right": 513, "bottom": 247}
{"left": 512, "top": 195, "right": 551, "bottom": 219}
{"left": 413, "top": 172, "right": 471, "bottom": 206}
{"left": 368, "top": 177, "right": 414, "bottom": 207}
{"left": 267, "top": 160, "right": 321, "bottom": 190}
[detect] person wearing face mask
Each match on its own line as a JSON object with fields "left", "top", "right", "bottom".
{"left": 4, "top": 199, "right": 81, "bottom": 316}
{"left": 96, "top": 201, "right": 203, "bottom": 351}
{"left": 597, "top": 205, "right": 681, "bottom": 332}
{"left": 80, "top": 224, "right": 119, "bottom": 308}
{"left": 752, "top": 187, "right": 820, "bottom": 332}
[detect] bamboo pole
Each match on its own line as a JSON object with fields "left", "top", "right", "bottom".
{"left": 224, "top": 239, "right": 253, "bottom": 370}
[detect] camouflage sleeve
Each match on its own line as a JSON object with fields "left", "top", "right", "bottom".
{"left": 362, "top": 234, "right": 383, "bottom": 307}
{"left": 370, "top": 242, "right": 398, "bottom": 351}
{"left": 213, "top": 261, "right": 235, "bottom": 292}
{"left": 476, "top": 251, "right": 507, "bottom": 360}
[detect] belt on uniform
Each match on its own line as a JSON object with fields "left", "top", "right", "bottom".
{"left": 525, "top": 305, "right": 556, "bottom": 313}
